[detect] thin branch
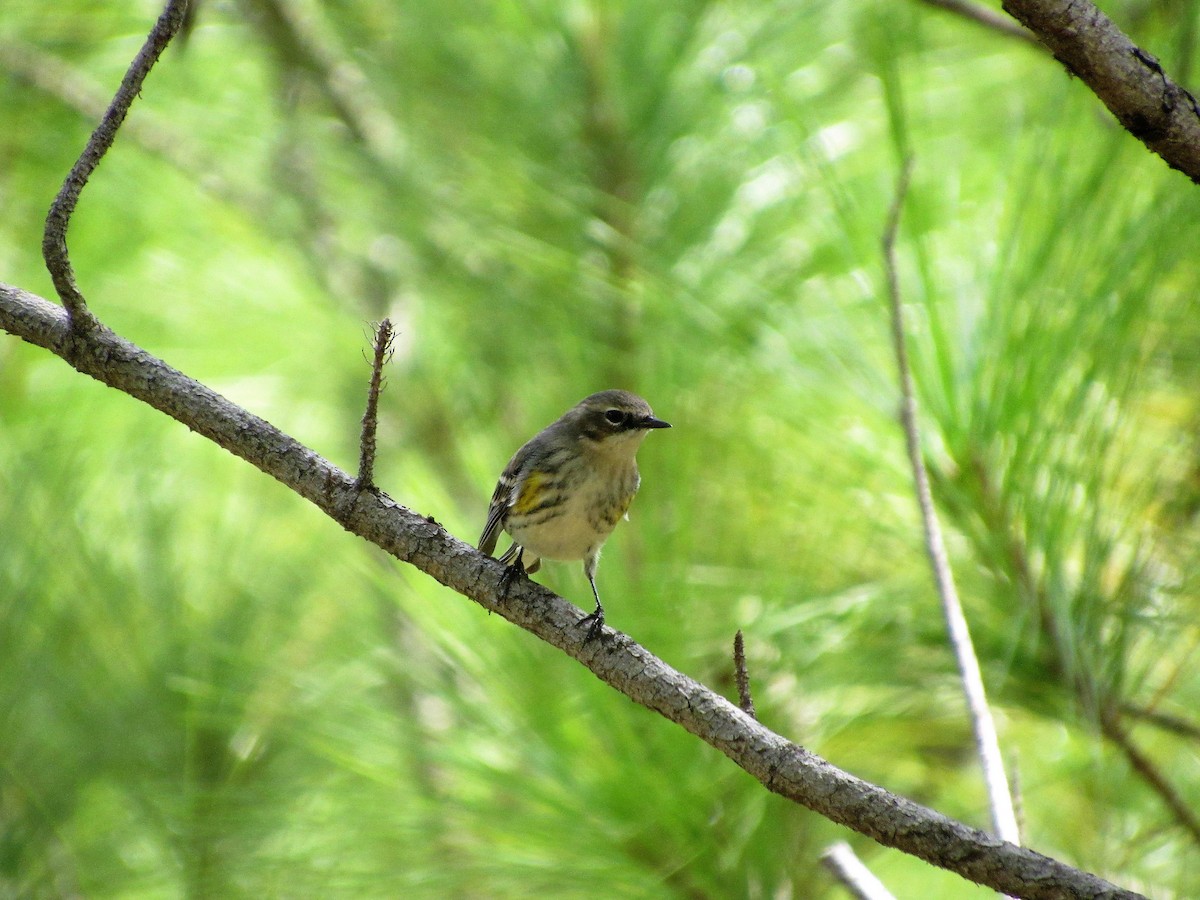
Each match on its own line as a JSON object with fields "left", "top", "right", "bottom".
{"left": 1099, "top": 707, "right": 1200, "bottom": 844}
{"left": 40, "top": 0, "right": 190, "bottom": 331}
{"left": 0, "top": 281, "right": 1143, "bottom": 900}
{"left": 916, "top": 0, "right": 1045, "bottom": 49}
{"left": 356, "top": 319, "right": 394, "bottom": 490}
{"left": 1001, "top": 0, "right": 1200, "bottom": 183}
{"left": 0, "top": 39, "right": 268, "bottom": 221}
{"left": 820, "top": 842, "right": 897, "bottom": 900}
{"left": 733, "top": 630, "right": 756, "bottom": 719}
{"left": 0, "top": 39, "right": 395, "bottom": 317}
{"left": 1119, "top": 703, "right": 1200, "bottom": 741}
{"left": 882, "top": 159, "right": 1021, "bottom": 846}
{"left": 1010, "top": 751, "right": 1025, "bottom": 846}
{"left": 956, "top": 458, "right": 1200, "bottom": 841}
{"left": 242, "top": 0, "right": 401, "bottom": 172}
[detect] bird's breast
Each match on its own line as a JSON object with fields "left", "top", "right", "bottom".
{"left": 507, "top": 463, "right": 640, "bottom": 561}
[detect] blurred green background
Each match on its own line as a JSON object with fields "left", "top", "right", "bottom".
{"left": 3, "top": 0, "right": 1200, "bottom": 896}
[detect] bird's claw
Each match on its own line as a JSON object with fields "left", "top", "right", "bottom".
{"left": 578, "top": 609, "right": 605, "bottom": 643}
{"left": 498, "top": 561, "right": 524, "bottom": 599}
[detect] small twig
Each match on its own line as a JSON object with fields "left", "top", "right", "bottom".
{"left": 0, "top": 40, "right": 392, "bottom": 316}
{"left": 915, "top": 0, "right": 1045, "bottom": 49}
{"left": 1009, "top": 751, "right": 1025, "bottom": 845}
{"left": 1119, "top": 703, "right": 1200, "bottom": 741}
{"left": 883, "top": 158, "right": 1021, "bottom": 845}
{"left": 41, "top": 0, "right": 190, "bottom": 331}
{"left": 820, "top": 842, "right": 897, "bottom": 900}
{"left": 356, "top": 318, "right": 394, "bottom": 490}
{"left": 248, "top": 0, "right": 401, "bottom": 172}
{"left": 0, "top": 38, "right": 267, "bottom": 221}
{"left": 1100, "top": 707, "right": 1200, "bottom": 844}
{"left": 733, "top": 630, "right": 756, "bottom": 719}
{"left": 967, "top": 424, "right": 1200, "bottom": 841}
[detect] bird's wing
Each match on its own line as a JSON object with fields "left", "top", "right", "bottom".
{"left": 478, "top": 451, "right": 527, "bottom": 555}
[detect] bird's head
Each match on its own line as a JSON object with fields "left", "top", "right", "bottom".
{"left": 571, "top": 390, "right": 671, "bottom": 454}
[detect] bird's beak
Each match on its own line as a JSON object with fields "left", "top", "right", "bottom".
{"left": 642, "top": 415, "right": 671, "bottom": 430}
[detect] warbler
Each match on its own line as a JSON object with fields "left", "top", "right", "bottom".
{"left": 479, "top": 390, "right": 671, "bottom": 640}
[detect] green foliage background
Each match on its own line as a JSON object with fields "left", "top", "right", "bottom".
{"left": 3, "top": 0, "right": 1200, "bottom": 896}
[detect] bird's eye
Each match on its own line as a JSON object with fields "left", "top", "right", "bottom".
{"left": 604, "top": 409, "right": 626, "bottom": 426}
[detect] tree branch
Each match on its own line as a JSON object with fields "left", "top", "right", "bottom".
{"left": 0, "top": 281, "right": 1143, "bottom": 900}
{"left": 883, "top": 160, "right": 1022, "bottom": 847}
{"left": 356, "top": 318, "right": 394, "bottom": 490}
{"left": 1001, "top": 0, "right": 1200, "bottom": 182}
{"left": 41, "top": 0, "right": 190, "bottom": 330}
{"left": 821, "top": 842, "right": 897, "bottom": 900}
{"left": 949, "top": 457, "right": 1200, "bottom": 844}
{"left": 1100, "top": 706, "right": 1200, "bottom": 845}
{"left": 0, "top": 38, "right": 269, "bottom": 231}
{"left": 733, "top": 630, "right": 757, "bottom": 719}
{"left": 0, "top": 38, "right": 396, "bottom": 316}
{"left": 242, "top": 0, "right": 401, "bottom": 172}
{"left": 1119, "top": 703, "right": 1200, "bottom": 742}
{"left": 916, "top": 0, "right": 1044, "bottom": 49}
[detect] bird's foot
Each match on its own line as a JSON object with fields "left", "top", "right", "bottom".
{"left": 577, "top": 607, "right": 606, "bottom": 643}
{"left": 498, "top": 561, "right": 525, "bottom": 599}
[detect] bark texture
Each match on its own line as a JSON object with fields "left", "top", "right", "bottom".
{"left": 1003, "top": 0, "right": 1200, "bottom": 181}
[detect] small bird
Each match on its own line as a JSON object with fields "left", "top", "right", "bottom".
{"left": 479, "top": 390, "right": 671, "bottom": 640}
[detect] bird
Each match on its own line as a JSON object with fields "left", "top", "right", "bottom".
{"left": 478, "top": 390, "right": 671, "bottom": 640}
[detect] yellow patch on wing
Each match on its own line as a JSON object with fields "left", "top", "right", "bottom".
{"left": 511, "top": 471, "right": 549, "bottom": 515}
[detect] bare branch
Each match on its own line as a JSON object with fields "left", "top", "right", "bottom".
{"left": 0, "top": 281, "right": 1144, "bottom": 900}
{"left": 954, "top": 458, "right": 1200, "bottom": 839}
{"left": 1120, "top": 703, "right": 1200, "bottom": 741}
{"left": 0, "top": 39, "right": 394, "bottom": 313}
{"left": 243, "top": 0, "right": 402, "bottom": 172}
{"left": 1100, "top": 707, "right": 1200, "bottom": 845}
{"left": 733, "top": 630, "right": 756, "bottom": 719}
{"left": 357, "top": 319, "right": 395, "bottom": 490}
{"left": 916, "top": 0, "right": 1044, "bottom": 49}
{"left": 1010, "top": 752, "right": 1025, "bottom": 846}
{"left": 820, "top": 842, "right": 897, "bottom": 900}
{"left": 0, "top": 38, "right": 270, "bottom": 217}
{"left": 41, "top": 0, "right": 190, "bottom": 331}
{"left": 1001, "top": 0, "right": 1200, "bottom": 182}
{"left": 882, "top": 159, "right": 1021, "bottom": 846}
